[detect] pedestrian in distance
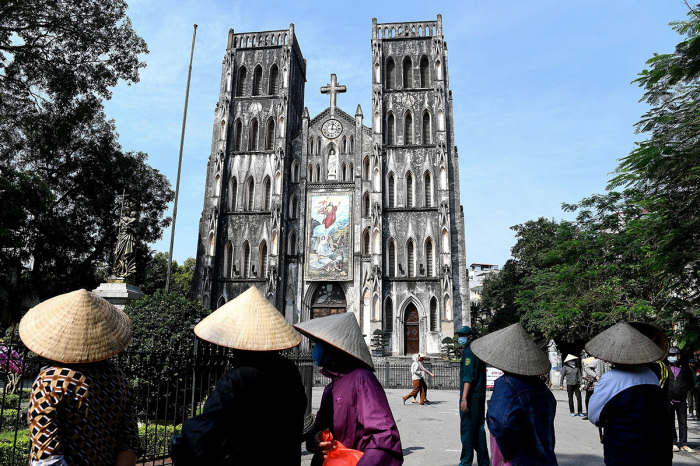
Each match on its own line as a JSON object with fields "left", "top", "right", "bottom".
{"left": 178, "top": 286, "right": 307, "bottom": 465}
{"left": 582, "top": 356, "right": 600, "bottom": 420}
{"left": 21, "top": 289, "right": 140, "bottom": 466}
{"left": 402, "top": 354, "right": 434, "bottom": 405}
{"left": 665, "top": 346, "right": 695, "bottom": 452}
{"left": 687, "top": 358, "right": 698, "bottom": 420}
{"left": 456, "top": 326, "right": 490, "bottom": 466}
{"left": 296, "top": 312, "right": 403, "bottom": 466}
{"left": 560, "top": 354, "right": 584, "bottom": 417}
{"left": 586, "top": 322, "right": 673, "bottom": 466}
{"left": 417, "top": 354, "right": 435, "bottom": 403}
{"left": 471, "top": 323, "right": 558, "bottom": 466}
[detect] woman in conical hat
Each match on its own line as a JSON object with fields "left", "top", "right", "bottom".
{"left": 20, "top": 289, "right": 140, "bottom": 466}
{"left": 471, "top": 323, "right": 558, "bottom": 465}
{"left": 294, "top": 313, "right": 403, "bottom": 466}
{"left": 585, "top": 322, "right": 672, "bottom": 466}
{"left": 180, "top": 286, "right": 307, "bottom": 465}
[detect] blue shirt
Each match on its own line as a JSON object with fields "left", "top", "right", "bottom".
{"left": 487, "top": 373, "right": 557, "bottom": 466}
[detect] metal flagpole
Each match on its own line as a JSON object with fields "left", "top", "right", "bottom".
{"left": 166, "top": 24, "right": 198, "bottom": 293}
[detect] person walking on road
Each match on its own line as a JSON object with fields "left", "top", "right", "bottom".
{"left": 666, "top": 346, "right": 695, "bottom": 452}
{"left": 472, "top": 323, "right": 558, "bottom": 466}
{"left": 587, "top": 322, "right": 672, "bottom": 466}
{"left": 688, "top": 358, "right": 698, "bottom": 420}
{"left": 417, "top": 354, "right": 435, "bottom": 403}
{"left": 456, "top": 326, "right": 489, "bottom": 466}
{"left": 582, "top": 356, "right": 600, "bottom": 420}
{"left": 560, "top": 354, "right": 584, "bottom": 417}
{"left": 402, "top": 354, "right": 427, "bottom": 404}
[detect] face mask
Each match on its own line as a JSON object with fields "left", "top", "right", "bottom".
{"left": 667, "top": 356, "right": 678, "bottom": 364}
{"left": 312, "top": 341, "right": 334, "bottom": 367}
{"left": 457, "top": 337, "right": 468, "bottom": 346}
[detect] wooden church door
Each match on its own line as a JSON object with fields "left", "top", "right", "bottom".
{"left": 311, "top": 283, "right": 347, "bottom": 319}
{"left": 404, "top": 304, "right": 419, "bottom": 355}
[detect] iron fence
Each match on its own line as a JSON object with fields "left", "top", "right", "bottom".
{"left": 0, "top": 339, "right": 459, "bottom": 465}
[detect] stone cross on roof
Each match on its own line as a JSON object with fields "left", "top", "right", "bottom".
{"left": 320, "top": 73, "right": 346, "bottom": 117}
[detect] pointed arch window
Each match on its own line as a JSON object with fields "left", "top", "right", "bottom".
{"left": 388, "top": 173, "right": 395, "bottom": 207}
{"left": 242, "top": 241, "right": 251, "bottom": 277}
{"left": 252, "top": 65, "right": 263, "bottom": 96}
{"left": 430, "top": 297, "right": 438, "bottom": 331}
{"left": 404, "top": 112, "right": 413, "bottom": 145}
{"left": 263, "top": 176, "right": 271, "bottom": 210}
{"left": 308, "top": 164, "right": 313, "bottom": 182}
{"left": 290, "top": 194, "right": 298, "bottom": 219}
{"left": 387, "top": 113, "right": 395, "bottom": 145}
{"left": 388, "top": 240, "right": 396, "bottom": 277}
{"left": 386, "top": 58, "right": 395, "bottom": 89}
{"left": 422, "top": 112, "right": 431, "bottom": 144}
{"left": 363, "top": 192, "right": 370, "bottom": 217}
{"left": 234, "top": 119, "right": 243, "bottom": 151}
{"left": 292, "top": 160, "right": 299, "bottom": 182}
{"left": 363, "top": 157, "right": 371, "bottom": 179}
{"left": 224, "top": 241, "right": 233, "bottom": 278}
{"left": 342, "top": 163, "right": 347, "bottom": 181}
{"left": 308, "top": 137, "right": 314, "bottom": 155}
{"left": 424, "top": 171, "right": 433, "bottom": 207}
{"left": 236, "top": 66, "right": 246, "bottom": 96}
{"left": 385, "top": 297, "right": 394, "bottom": 332}
{"left": 228, "top": 177, "right": 237, "bottom": 211}
{"left": 407, "top": 239, "right": 415, "bottom": 277}
{"left": 208, "top": 232, "right": 215, "bottom": 256}
{"left": 350, "top": 136, "right": 354, "bottom": 153}
{"left": 403, "top": 57, "right": 413, "bottom": 88}
{"left": 250, "top": 119, "right": 259, "bottom": 151}
{"left": 215, "top": 174, "right": 221, "bottom": 197}
{"left": 266, "top": 118, "right": 275, "bottom": 150}
{"left": 420, "top": 56, "right": 430, "bottom": 87}
{"left": 342, "top": 136, "right": 347, "bottom": 154}
{"left": 269, "top": 64, "right": 279, "bottom": 95}
{"left": 406, "top": 172, "right": 414, "bottom": 207}
{"left": 425, "top": 238, "right": 434, "bottom": 277}
{"left": 247, "top": 176, "right": 255, "bottom": 211}
{"left": 363, "top": 228, "right": 370, "bottom": 254}
{"left": 260, "top": 241, "right": 268, "bottom": 278}
{"left": 288, "top": 230, "right": 297, "bottom": 255}
{"left": 316, "top": 164, "right": 321, "bottom": 182}
{"left": 317, "top": 137, "right": 321, "bottom": 155}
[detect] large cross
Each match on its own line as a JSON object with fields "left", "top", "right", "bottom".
{"left": 320, "top": 73, "right": 346, "bottom": 117}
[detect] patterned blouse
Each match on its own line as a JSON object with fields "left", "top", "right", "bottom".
{"left": 27, "top": 360, "right": 140, "bottom": 465}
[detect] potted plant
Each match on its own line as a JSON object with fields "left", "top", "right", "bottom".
{"left": 370, "top": 329, "right": 388, "bottom": 356}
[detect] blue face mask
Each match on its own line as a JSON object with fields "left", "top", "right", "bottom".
{"left": 457, "top": 337, "right": 468, "bottom": 346}
{"left": 312, "top": 341, "right": 334, "bottom": 367}
{"left": 668, "top": 356, "right": 678, "bottom": 364}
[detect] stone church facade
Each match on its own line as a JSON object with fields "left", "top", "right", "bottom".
{"left": 193, "top": 15, "right": 469, "bottom": 355}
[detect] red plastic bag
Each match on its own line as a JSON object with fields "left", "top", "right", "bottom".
{"left": 321, "top": 430, "right": 364, "bottom": 466}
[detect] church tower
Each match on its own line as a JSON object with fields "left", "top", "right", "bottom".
{"left": 193, "top": 25, "right": 306, "bottom": 309}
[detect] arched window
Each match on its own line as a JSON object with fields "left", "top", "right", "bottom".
{"left": 291, "top": 160, "right": 299, "bottom": 182}
{"left": 422, "top": 112, "right": 431, "bottom": 144}
{"left": 363, "top": 157, "right": 371, "bottom": 179}
{"left": 342, "top": 136, "right": 347, "bottom": 154}
{"left": 226, "top": 72, "right": 232, "bottom": 93}
{"left": 430, "top": 297, "right": 438, "bottom": 331}
{"left": 363, "top": 192, "right": 370, "bottom": 217}
{"left": 234, "top": 119, "right": 242, "bottom": 151}
{"left": 436, "top": 60, "right": 443, "bottom": 80}
{"left": 424, "top": 171, "right": 433, "bottom": 207}
{"left": 214, "top": 174, "right": 221, "bottom": 197}
{"left": 308, "top": 137, "right": 313, "bottom": 155}
{"left": 342, "top": 163, "right": 347, "bottom": 181}
{"left": 260, "top": 241, "right": 268, "bottom": 278}
{"left": 349, "top": 163, "right": 354, "bottom": 179}
{"left": 388, "top": 240, "right": 396, "bottom": 277}
{"left": 263, "top": 176, "right": 271, "bottom": 210}
{"left": 288, "top": 230, "right": 297, "bottom": 255}
{"left": 403, "top": 57, "right": 413, "bottom": 88}
{"left": 208, "top": 232, "right": 215, "bottom": 255}
{"left": 217, "top": 296, "right": 226, "bottom": 310}
{"left": 404, "top": 111, "right": 413, "bottom": 145}
{"left": 252, "top": 65, "right": 263, "bottom": 96}
{"left": 425, "top": 238, "right": 434, "bottom": 277}
{"left": 406, "top": 171, "right": 414, "bottom": 207}
{"left": 228, "top": 177, "right": 237, "bottom": 210}
{"left": 438, "top": 109, "right": 445, "bottom": 131}
{"left": 290, "top": 194, "right": 298, "bottom": 218}
{"left": 242, "top": 241, "right": 251, "bottom": 277}
{"left": 363, "top": 228, "right": 370, "bottom": 254}
{"left": 442, "top": 228, "right": 450, "bottom": 252}
{"left": 385, "top": 297, "right": 393, "bottom": 332}
{"left": 316, "top": 164, "right": 321, "bottom": 181}
{"left": 236, "top": 66, "right": 246, "bottom": 96}
{"left": 224, "top": 241, "right": 233, "bottom": 278}
{"left": 440, "top": 167, "right": 447, "bottom": 189}
{"left": 350, "top": 136, "right": 354, "bottom": 153}
{"left": 220, "top": 120, "right": 227, "bottom": 142}
{"left": 420, "top": 56, "right": 429, "bottom": 87}
{"left": 247, "top": 176, "right": 255, "bottom": 211}
{"left": 308, "top": 164, "right": 314, "bottom": 182}
{"left": 250, "top": 119, "right": 259, "bottom": 151}
{"left": 386, "top": 58, "right": 395, "bottom": 89}
{"left": 407, "top": 239, "right": 415, "bottom": 277}
{"left": 269, "top": 64, "right": 279, "bottom": 95}
{"left": 373, "top": 229, "right": 381, "bottom": 252}
{"left": 266, "top": 118, "right": 275, "bottom": 150}
{"left": 388, "top": 173, "right": 395, "bottom": 207}
{"left": 387, "top": 113, "right": 395, "bottom": 145}
{"left": 317, "top": 137, "right": 321, "bottom": 156}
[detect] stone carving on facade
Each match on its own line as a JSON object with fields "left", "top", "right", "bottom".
{"left": 372, "top": 202, "right": 382, "bottom": 227}
{"left": 435, "top": 84, "right": 444, "bottom": 107}
{"left": 202, "top": 266, "right": 212, "bottom": 299}
{"left": 273, "top": 148, "right": 284, "bottom": 172}
{"left": 327, "top": 148, "right": 338, "bottom": 179}
{"left": 442, "top": 264, "right": 452, "bottom": 293}
{"left": 439, "top": 201, "right": 449, "bottom": 226}
{"left": 372, "top": 40, "right": 381, "bottom": 64}
{"left": 433, "top": 38, "right": 443, "bottom": 58}
{"left": 371, "top": 265, "right": 382, "bottom": 292}
{"left": 249, "top": 101, "right": 262, "bottom": 116}
{"left": 266, "top": 265, "right": 278, "bottom": 294}
{"left": 372, "top": 89, "right": 381, "bottom": 109}
{"left": 110, "top": 198, "right": 138, "bottom": 281}
{"left": 208, "top": 208, "right": 219, "bottom": 232}
{"left": 400, "top": 93, "right": 415, "bottom": 108}
{"left": 372, "top": 143, "right": 381, "bottom": 168}
{"left": 271, "top": 205, "right": 280, "bottom": 230}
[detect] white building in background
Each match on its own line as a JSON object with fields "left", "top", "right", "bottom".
{"left": 468, "top": 263, "right": 499, "bottom": 302}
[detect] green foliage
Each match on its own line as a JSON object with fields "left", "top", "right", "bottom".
{"left": 138, "top": 423, "right": 182, "bottom": 457}
{"left": 0, "top": 409, "right": 23, "bottom": 433}
{"left": 0, "top": 390, "right": 31, "bottom": 411}
{"left": 0, "top": 429, "right": 30, "bottom": 466}
{"left": 139, "top": 252, "right": 195, "bottom": 298}
{"left": 440, "top": 337, "right": 462, "bottom": 361}
{"left": 370, "top": 329, "right": 389, "bottom": 352}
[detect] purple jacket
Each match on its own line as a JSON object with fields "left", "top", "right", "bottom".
{"left": 309, "top": 366, "right": 403, "bottom": 465}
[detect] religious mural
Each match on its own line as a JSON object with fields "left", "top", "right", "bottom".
{"left": 304, "top": 191, "right": 353, "bottom": 281}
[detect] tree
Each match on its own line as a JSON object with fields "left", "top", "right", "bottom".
{"left": 139, "top": 252, "right": 195, "bottom": 298}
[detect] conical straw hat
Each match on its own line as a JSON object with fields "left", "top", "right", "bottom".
{"left": 585, "top": 322, "right": 664, "bottom": 364}
{"left": 469, "top": 323, "right": 550, "bottom": 376}
{"left": 19, "top": 289, "right": 132, "bottom": 364}
{"left": 583, "top": 357, "right": 596, "bottom": 365}
{"left": 294, "top": 312, "right": 374, "bottom": 371}
{"left": 194, "top": 286, "right": 300, "bottom": 351}
{"left": 629, "top": 321, "right": 669, "bottom": 360}
{"left": 564, "top": 354, "right": 578, "bottom": 364}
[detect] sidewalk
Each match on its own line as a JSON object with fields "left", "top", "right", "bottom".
{"left": 302, "top": 386, "right": 700, "bottom": 465}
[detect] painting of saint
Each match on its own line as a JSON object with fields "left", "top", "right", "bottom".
{"left": 305, "top": 192, "right": 353, "bottom": 281}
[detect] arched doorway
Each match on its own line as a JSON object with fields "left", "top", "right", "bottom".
{"left": 404, "top": 304, "right": 419, "bottom": 355}
{"left": 311, "top": 283, "right": 347, "bottom": 318}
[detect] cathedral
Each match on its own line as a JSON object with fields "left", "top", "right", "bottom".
{"left": 193, "top": 15, "right": 469, "bottom": 356}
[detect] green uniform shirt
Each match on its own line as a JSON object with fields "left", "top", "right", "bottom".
{"left": 460, "top": 344, "right": 486, "bottom": 399}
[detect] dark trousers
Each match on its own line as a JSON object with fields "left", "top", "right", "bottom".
{"left": 567, "top": 384, "right": 582, "bottom": 414}
{"left": 585, "top": 389, "right": 594, "bottom": 413}
{"left": 459, "top": 397, "right": 489, "bottom": 466}
{"left": 403, "top": 380, "right": 425, "bottom": 404}
{"left": 669, "top": 399, "right": 688, "bottom": 446}
{"left": 420, "top": 378, "right": 429, "bottom": 402}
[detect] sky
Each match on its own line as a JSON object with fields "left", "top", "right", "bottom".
{"left": 104, "top": 0, "right": 693, "bottom": 268}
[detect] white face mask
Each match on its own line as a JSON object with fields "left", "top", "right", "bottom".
{"left": 668, "top": 356, "right": 678, "bottom": 364}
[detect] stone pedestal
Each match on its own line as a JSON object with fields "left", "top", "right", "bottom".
{"left": 93, "top": 282, "right": 144, "bottom": 309}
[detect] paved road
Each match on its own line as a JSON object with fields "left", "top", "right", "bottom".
{"left": 302, "top": 385, "right": 700, "bottom": 465}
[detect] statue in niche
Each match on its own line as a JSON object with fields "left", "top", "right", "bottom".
{"left": 372, "top": 202, "right": 381, "bottom": 227}
{"left": 442, "top": 264, "right": 452, "bottom": 292}
{"left": 439, "top": 201, "right": 449, "bottom": 226}
{"left": 327, "top": 148, "right": 339, "bottom": 179}
{"left": 110, "top": 197, "right": 138, "bottom": 281}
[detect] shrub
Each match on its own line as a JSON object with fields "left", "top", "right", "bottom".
{"left": 0, "top": 429, "right": 30, "bottom": 466}
{"left": 139, "top": 423, "right": 182, "bottom": 458}
{"left": 0, "top": 409, "right": 25, "bottom": 433}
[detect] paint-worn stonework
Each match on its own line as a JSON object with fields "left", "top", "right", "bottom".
{"left": 193, "top": 16, "right": 469, "bottom": 355}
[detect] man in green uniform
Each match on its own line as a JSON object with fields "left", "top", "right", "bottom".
{"left": 457, "top": 326, "right": 489, "bottom": 466}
